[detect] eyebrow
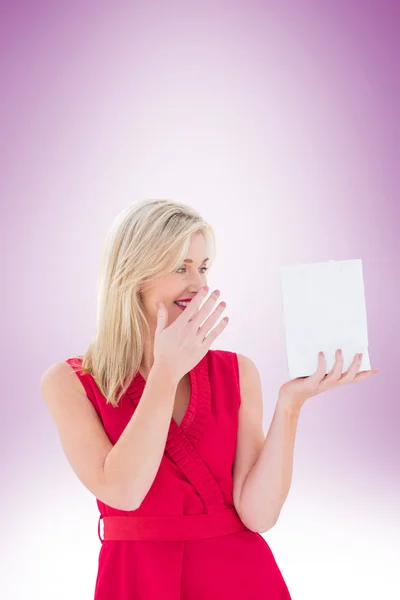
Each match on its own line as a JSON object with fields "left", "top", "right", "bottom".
{"left": 183, "top": 257, "right": 210, "bottom": 264}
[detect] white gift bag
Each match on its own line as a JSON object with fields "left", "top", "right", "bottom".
{"left": 280, "top": 259, "right": 371, "bottom": 379}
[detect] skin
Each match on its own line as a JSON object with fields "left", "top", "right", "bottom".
{"left": 279, "top": 348, "right": 379, "bottom": 412}
{"left": 136, "top": 235, "right": 379, "bottom": 532}
{"left": 138, "top": 232, "right": 379, "bottom": 403}
{"left": 138, "top": 232, "right": 215, "bottom": 377}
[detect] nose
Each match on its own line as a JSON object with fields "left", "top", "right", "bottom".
{"left": 188, "top": 275, "right": 207, "bottom": 295}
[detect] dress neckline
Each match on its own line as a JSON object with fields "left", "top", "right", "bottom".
{"left": 125, "top": 351, "right": 212, "bottom": 445}
{"left": 135, "top": 369, "right": 193, "bottom": 429}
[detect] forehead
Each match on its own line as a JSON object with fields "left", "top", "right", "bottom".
{"left": 184, "top": 232, "right": 209, "bottom": 262}
{"left": 183, "top": 257, "right": 209, "bottom": 263}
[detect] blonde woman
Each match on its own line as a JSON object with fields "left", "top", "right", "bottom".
{"left": 40, "top": 199, "right": 377, "bottom": 599}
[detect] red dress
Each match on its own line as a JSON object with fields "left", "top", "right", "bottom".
{"left": 66, "top": 349, "right": 292, "bottom": 599}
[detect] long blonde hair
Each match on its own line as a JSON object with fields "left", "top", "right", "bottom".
{"left": 71, "top": 199, "right": 216, "bottom": 407}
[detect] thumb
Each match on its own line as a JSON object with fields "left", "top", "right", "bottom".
{"left": 155, "top": 301, "right": 167, "bottom": 331}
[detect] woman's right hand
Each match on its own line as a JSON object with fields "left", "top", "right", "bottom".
{"left": 153, "top": 286, "right": 229, "bottom": 382}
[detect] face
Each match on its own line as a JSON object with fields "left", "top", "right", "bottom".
{"left": 139, "top": 232, "right": 210, "bottom": 328}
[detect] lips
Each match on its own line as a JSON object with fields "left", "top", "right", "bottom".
{"left": 174, "top": 301, "right": 188, "bottom": 311}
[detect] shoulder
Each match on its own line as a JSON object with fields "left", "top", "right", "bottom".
{"left": 235, "top": 353, "right": 263, "bottom": 412}
{"left": 40, "top": 360, "right": 87, "bottom": 397}
{"left": 236, "top": 353, "right": 261, "bottom": 390}
{"left": 207, "top": 348, "right": 257, "bottom": 372}
{"left": 208, "top": 350, "right": 261, "bottom": 396}
{"left": 235, "top": 353, "right": 259, "bottom": 381}
{"left": 209, "top": 349, "right": 256, "bottom": 366}
{"left": 208, "top": 348, "right": 238, "bottom": 363}
{"left": 207, "top": 348, "right": 239, "bottom": 374}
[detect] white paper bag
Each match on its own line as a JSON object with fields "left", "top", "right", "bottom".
{"left": 280, "top": 259, "right": 371, "bottom": 379}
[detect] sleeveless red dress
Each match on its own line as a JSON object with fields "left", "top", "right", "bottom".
{"left": 66, "top": 349, "right": 292, "bottom": 599}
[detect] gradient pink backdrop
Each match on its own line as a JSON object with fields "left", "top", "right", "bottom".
{"left": 1, "top": 1, "right": 398, "bottom": 598}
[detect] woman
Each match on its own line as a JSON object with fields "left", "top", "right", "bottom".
{"left": 40, "top": 199, "right": 378, "bottom": 599}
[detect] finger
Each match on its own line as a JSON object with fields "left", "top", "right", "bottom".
{"left": 308, "top": 352, "right": 327, "bottom": 385}
{"left": 190, "top": 289, "right": 221, "bottom": 328}
{"left": 202, "top": 315, "right": 229, "bottom": 347}
{"left": 323, "top": 349, "right": 344, "bottom": 383}
{"left": 182, "top": 286, "right": 210, "bottom": 324}
{"left": 197, "top": 301, "right": 226, "bottom": 337}
{"left": 155, "top": 301, "right": 167, "bottom": 332}
{"left": 351, "top": 369, "right": 379, "bottom": 383}
{"left": 339, "top": 353, "right": 362, "bottom": 383}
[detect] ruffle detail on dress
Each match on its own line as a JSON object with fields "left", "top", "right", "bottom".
{"left": 124, "top": 352, "right": 211, "bottom": 445}
{"left": 165, "top": 420, "right": 226, "bottom": 514}
{"left": 125, "top": 352, "right": 226, "bottom": 513}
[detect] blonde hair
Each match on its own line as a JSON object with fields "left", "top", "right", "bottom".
{"left": 72, "top": 199, "right": 216, "bottom": 407}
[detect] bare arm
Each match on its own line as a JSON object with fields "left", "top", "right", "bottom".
{"left": 238, "top": 398, "right": 301, "bottom": 531}
{"left": 103, "top": 364, "right": 179, "bottom": 510}
{"left": 41, "top": 361, "right": 179, "bottom": 512}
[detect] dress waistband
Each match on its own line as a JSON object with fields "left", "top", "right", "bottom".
{"left": 98, "top": 507, "right": 249, "bottom": 542}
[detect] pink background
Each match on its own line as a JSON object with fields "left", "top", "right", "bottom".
{"left": 1, "top": 1, "right": 398, "bottom": 598}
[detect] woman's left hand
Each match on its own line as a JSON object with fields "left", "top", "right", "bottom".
{"left": 278, "top": 349, "right": 379, "bottom": 411}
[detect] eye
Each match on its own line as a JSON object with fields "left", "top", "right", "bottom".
{"left": 176, "top": 267, "right": 209, "bottom": 274}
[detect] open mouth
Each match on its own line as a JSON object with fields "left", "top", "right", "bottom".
{"left": 174, "top": 301, "right": 190, "bottom": 310}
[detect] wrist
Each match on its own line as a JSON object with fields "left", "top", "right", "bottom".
{"left": 277, "top": 392, "right": 303, "bottom": 416}
{"left": 150, "top": 362, "right": 180, "bottom": 387}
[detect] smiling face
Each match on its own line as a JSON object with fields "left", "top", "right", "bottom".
{"left": 139, "top": 231, "right": 210, "bottom": 328}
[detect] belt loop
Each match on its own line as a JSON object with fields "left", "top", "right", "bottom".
{"left": 98, "top": 514, "right": 104, "bottom": 543}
